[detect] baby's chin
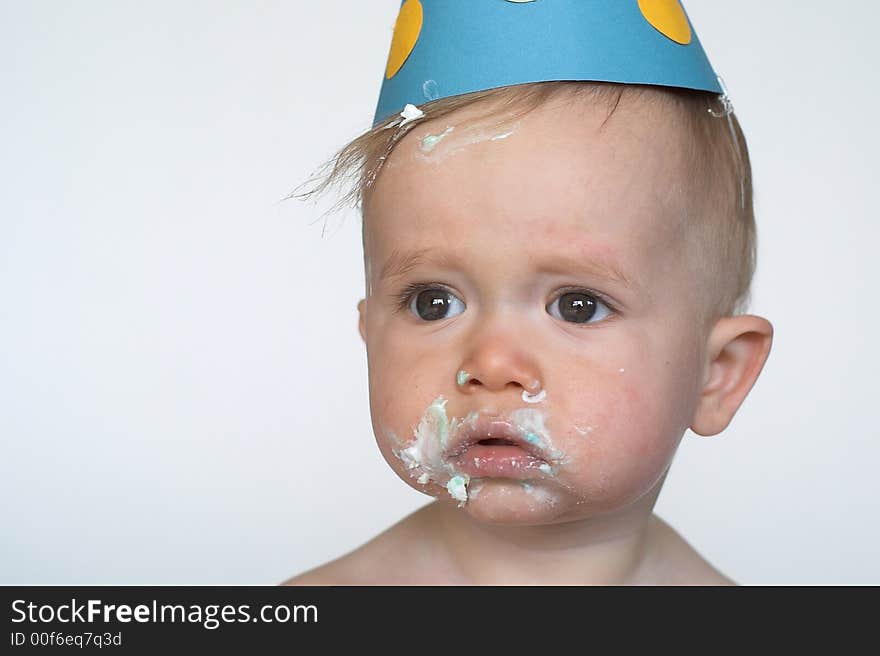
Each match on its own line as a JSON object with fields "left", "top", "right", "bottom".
{"left": 452, "top": 478, "right": 576, "bottom": 525}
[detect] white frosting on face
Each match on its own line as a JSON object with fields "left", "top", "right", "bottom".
{"left": 522, "top": 388, "right": 547, "bottom": 404}
{"left": 421, "top": 126, "right": 455, "bottom": 153}
{"left": 392, "top": 397, "right": 477, "bottom": 505}
{"left": 508, "top": 408, "right": 569, "bottom": 466}
{"left": 390, "top": 397, "right": 569, "bottom": 508}
{"left": 520, "top": 482, "right": 560, "bottom": 507}
{"left": 396, "top": 396, "right": 451, "bottom": 481}
{"left": 446, "top": 474, "right": 470, "bottom": 507}
{"left": 574, "top": 424, "right": 594, "bottom": 438}
{"left": 412, "top": 121, "right": 522, "bottom": 165}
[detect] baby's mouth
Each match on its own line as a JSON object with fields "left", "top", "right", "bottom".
{"left": 446, "top": 423, "right": 554, "bottom": 479}
{"left": 478, "top": 438, "right": 518, "bottom": 446}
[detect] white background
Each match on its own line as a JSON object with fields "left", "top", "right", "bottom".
{"left": 2, "top": 1, "right": 877, "bottom": 584}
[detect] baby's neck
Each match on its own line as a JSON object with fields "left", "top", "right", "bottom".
{"left": 423, "top": 500, "right": 664, "bottom": 585}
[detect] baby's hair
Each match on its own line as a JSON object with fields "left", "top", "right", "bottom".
{"left": 292, "top": 81, "right": 755, "bottom": 320}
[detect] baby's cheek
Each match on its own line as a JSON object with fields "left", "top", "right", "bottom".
{"left": 371, "top": 412, "right": 433, "bottom": 494}
{"left": 561, "top": 377, "right": 684, "bottom": 508}
{"left": 368, "top": 386, "right": 448, "bottom": 496}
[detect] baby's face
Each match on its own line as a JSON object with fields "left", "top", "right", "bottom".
{"left": 359, "top": 92, "right": 711, "bottom": 524}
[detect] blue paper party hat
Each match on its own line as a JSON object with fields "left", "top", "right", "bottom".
{"left": 374, "top": 0, "right": 722, "bottom": 127}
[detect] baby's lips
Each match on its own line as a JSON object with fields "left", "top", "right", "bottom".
{"left": 446, "top": 417, "right": 549, "bottom": 463}
{"left": 449, "top": 443, "right": 549, "bottom": 480}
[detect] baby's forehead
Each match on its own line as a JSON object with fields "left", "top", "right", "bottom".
{"left": 370, "top": 91, "right": 693, "bottom": 258}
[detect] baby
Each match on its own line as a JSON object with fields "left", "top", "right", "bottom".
{"left": 286, "top": 4, "right": 773, "bottom": 586}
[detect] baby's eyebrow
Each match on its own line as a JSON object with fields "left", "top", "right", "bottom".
{"left": 538, "top": 255, "right": 638, "bottom": 290}
{"left": 380, "top": 247, "right": 637, "bottom": 290}
{"left": 380, "top": 248, "right": 463, "bottom": 281}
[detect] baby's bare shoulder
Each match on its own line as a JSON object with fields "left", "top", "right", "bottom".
{"left": 282, "top": 537, "right": 410, "bottom": 586}
{"left": 647, "top": 515, "right": 736, "bottom": 586}
{"left": 281, "top": 554, "right": 370, "bottom": 586}
{"left": 282, "top": 504, "right": 448, "bottom": 586}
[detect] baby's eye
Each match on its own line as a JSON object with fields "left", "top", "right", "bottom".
{"left": 406, "top": 286, "right": 466, "bottom": 321}
{"left": 546, "top": 291, "right": 613, "bottom": 325}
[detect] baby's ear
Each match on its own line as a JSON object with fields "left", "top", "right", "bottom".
{"left": 690, "top": 315, "right": 773, "bottom": 436}
{"left": 357, "top": 299, "right": 367, "bottom": 343}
